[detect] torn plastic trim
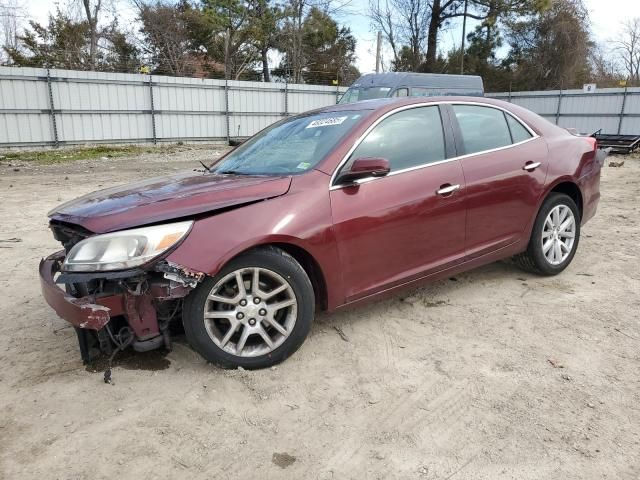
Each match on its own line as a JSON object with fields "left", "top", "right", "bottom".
{"left": 154, "top": 260, "right": 205, "bottom": 288}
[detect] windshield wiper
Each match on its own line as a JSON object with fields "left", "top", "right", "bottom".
{"left": 216, "top": 169, "right": 250, "bottom": 175}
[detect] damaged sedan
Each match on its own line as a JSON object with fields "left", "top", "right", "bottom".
{"left": 40, "top": 97, "right": 605, "bottom": 369}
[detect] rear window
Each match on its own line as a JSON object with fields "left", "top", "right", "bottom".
{"left": 506, "top": 114, "right": 533, "bottom": 143}
{"left": 452, "top": 105, "right": 512, "bottom": 154}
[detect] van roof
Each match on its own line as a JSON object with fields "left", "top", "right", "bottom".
{"left": 352, "top": 72, "right": 483, "bottom": 90}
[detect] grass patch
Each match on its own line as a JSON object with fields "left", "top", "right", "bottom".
{"left": 0, "top": 145, "right": 179, "bottom": 165}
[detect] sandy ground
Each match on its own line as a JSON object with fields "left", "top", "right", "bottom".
{"left": 0, "top": 146, "right": 638, "bottom": 480}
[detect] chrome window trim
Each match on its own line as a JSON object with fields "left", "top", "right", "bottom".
{"left": 329, "top": 100, "right": 540, "bottom": 191}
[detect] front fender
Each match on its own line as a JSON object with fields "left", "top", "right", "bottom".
{"left": 166, "top": 170, "right": 345, "bottom": 309}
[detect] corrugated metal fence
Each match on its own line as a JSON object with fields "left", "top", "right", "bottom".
{"left": 0, "top": 66, "right": 346, "bottom": 147}
{"left": 490, "top": 87, "right": 640, "bottom": 135}
{"left": 3, "top": 66, "right": 639, "bottom": 148}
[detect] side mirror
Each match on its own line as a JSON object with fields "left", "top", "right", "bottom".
{"left": 335, "top": 157, "right": 390, "bottom": 185}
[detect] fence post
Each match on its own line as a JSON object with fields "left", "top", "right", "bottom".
{"left": 284, "top": 80, "right": 289, "bottom": 118}
{"left": 555, "top": 88, "right": 563, "bottom": 125}
{"left": 225, "top": 78, "right": 230, "bottom": 143}
{"left": 148, "top": 75, "right": 157, "bottom": 145}
{"left": 46, "top": 68, "right": 59, "bottom": 148}
{"left": 617, "top": 85, "right": 628, "bottom": 135}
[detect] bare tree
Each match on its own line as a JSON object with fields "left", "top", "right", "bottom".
{"left": 0, "top": 0, "right": 25, "bottom": 63}
{"left": 369, "top": 0, "right": 430, "bottom": 71}
{"left": 78, "top": 0, "right": 102, "bottom": 69}
{"left": 591, "top": 45, "right": 624, "bottom": 87}
{"left": 369, "top": 0, "right": 401, "bottom": 67}
{"left": 134, "top": 1, "right": 195, "bottom": 76}
{"left": 613, "top": 18, "right": 640, "bottom": 85}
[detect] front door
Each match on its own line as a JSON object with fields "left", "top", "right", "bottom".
{"left": 329, "top": 105, "right": 467, "bottom": 302}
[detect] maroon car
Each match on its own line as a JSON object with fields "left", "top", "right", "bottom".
{"left": 40, "top": 97, "right": 605, "bottom": 369}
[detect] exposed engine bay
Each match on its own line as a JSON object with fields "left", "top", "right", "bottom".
{"left": 44, "top": 221, "right": 205, "bottom": 372}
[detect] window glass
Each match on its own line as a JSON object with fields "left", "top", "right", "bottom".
{"left": 215, "top": 111, "right": 364, "bottom": 175}
{"left": 410, "top": 87, "right": 435, "bottom": 97}
{"left": 393, "top": 88, "right": 408, "bottom": 97}
{"left": 346, "top": 106, "right": 445, "bottom": 173}
{"left": 506, "top": 113, "right": 533, "bottom": 143}
{"left": 338, "top": 86, "right": 391, "bottom": 103}
{"left": 452, "top": 105, "right": 512, "bottom": 154}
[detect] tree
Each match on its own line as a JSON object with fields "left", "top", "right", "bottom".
{"left": 276, "top": 7, "right": 358, "bottom": 84}
{"left": 369, "top": 0, "right": 429, "bottom": 71}
{"left": 590, "top": 45, "right": 624, "bottom": 87}
{"left": 6, "top": 9, "right": 92, "bottom": 68}
{"left": 505, "top": 0, "right": 593, "bottom": 90}
{"left": 279, "top": 0, "right": 311, "bottom": 83}
{"left": 370, "top": 0, "right": 547, "bottom": 73}
{"left": 247, "top": 0, "right": 281, "bottom": 81}
{"left": 1, "top": 0, "right": 25, "bottom": 64}
{"left": 278, "top": 0, "right": 351, "bottom": 83}
{"left": 613, "top": 18, "right": 640, "bottom": 85}
{"left": 136, "top": 1, "right": 202, "bottom": 76}
{"left": 201, "top": 0, "right": 261, "bottom": 80}
{"left": 79, "top": 0, "right": 102, "bottom": 69}
{"left": 5, "top": 3, "right": 138, "bottom": 71}
{"left": 301, "top": 7, "right": 358, "bottom": 84}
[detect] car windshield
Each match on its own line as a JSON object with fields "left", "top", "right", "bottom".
{"left": 339, "top": 86, "right": 391, "bottom": 104}
{"left": 215, "top": 111, "right": 365, "bottom": 175}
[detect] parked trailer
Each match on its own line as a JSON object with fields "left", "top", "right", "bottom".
{"left": 592, "top": 130, "right": 640, "bottom": 154}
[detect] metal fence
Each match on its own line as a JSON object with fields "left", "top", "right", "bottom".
{"left": 0, "top": 66, "right": 347, "bottom": 148}
{"left": 4, "top": 66, "right": 639, "bottom": 148}
{"left": 490, "top": 87, "right": 640, "bottom": 136}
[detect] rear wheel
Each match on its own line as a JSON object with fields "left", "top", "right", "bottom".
{"left": 183, "top": 247, "right": 315, "bottom": 369}
{"left": 514, "top": 193, "right": 580, "bottom": 275}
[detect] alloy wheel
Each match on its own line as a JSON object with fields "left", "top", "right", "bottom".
{"left": 203, "top": 267, "right": 297, "bottom": 357}
{"left": 541, "top": 204, "right": 576, "bottom": 266}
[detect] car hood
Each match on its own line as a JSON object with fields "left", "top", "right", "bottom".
{"left": 49, "top": 171, "right": 292, "bottom": 233}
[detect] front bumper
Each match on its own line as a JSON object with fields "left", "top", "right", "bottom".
{"left": 40, "top": 250, "right": 203, "bottom": 362}
{"left": 39, "top": 251, "right": 125, "bottom": 330}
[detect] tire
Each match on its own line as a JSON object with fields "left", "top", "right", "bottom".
{"left": 183, "top": 246, "right": 315, "bottom": 369}
{"left": 514, "top": 192, "right": 581, "bottom": 276}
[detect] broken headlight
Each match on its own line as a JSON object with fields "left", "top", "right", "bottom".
{"left": 62, "top": 221, "right": 193, "bottom": 272}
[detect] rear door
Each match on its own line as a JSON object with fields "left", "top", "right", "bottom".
{"left": 329, "top": 105, "right": 466, "bottom": 302}
{"left": 447, "top": 103, "right": 548, "bottom": 259}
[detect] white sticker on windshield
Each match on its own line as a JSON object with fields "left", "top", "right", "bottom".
{"left": 306, "top": 116, "right": 348, "bottom": 129}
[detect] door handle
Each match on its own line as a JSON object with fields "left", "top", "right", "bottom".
{"left": 436, "top": 184, "right": 460, "bottom": 196}
{"left": 523, "top": 161, "right": 541, "bottom": 171}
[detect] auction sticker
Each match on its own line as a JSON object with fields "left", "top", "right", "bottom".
{"left": 306, "top": 116, "right": 348, "bottom": 128}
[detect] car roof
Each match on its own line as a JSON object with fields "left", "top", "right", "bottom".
{"left": 318, "top": 96, "right": 560, "bottom": 137}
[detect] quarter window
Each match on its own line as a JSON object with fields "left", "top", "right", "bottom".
{"left": 452, "top": 105, "right": 512, "bottom": 154}
{"left": 505, "top": 114, "right": 533, "bottom": 143}
{"left": 346, "top": 106, "right": 446, "bottom": 172}
{"left": 393, "top": 88, "right": 408, "bottom": 97}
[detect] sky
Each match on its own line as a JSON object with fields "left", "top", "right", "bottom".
{"left": 20, "top": 0, "right": 639, "bottom": 73}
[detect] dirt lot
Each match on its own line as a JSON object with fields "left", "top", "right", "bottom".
{"left": 0, "top": 146, "right": 638, "bottom": 479}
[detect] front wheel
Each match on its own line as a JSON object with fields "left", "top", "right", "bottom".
{"left": 183, "top": 247, "right": 315, "bottom": 369}
{"left": 514, "top": 192, "right": 581, "bottom": 275}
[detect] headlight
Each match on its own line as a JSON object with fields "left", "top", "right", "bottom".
{"left": 62, "top": 221, "right": 193, "bottom": 272}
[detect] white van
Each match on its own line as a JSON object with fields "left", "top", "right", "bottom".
{"left": 339, "top": 72, "right": 484, "bottom": 104}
